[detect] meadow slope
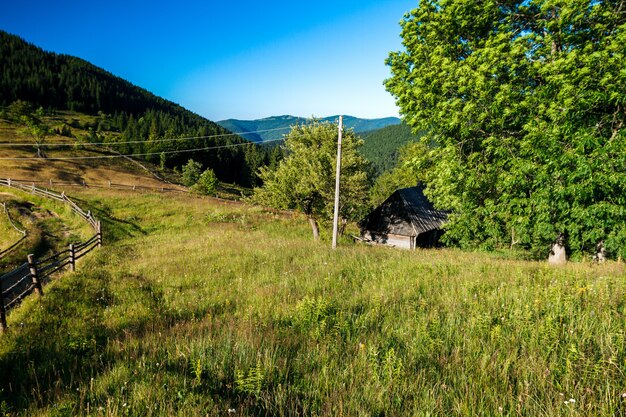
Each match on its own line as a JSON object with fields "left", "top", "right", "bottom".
{"left": 0, "top": 188, "right": 624, "bottom": 416}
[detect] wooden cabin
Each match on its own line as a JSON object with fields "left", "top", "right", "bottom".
{"left": 358, "top": 186, "right": 447, "bottom": 249}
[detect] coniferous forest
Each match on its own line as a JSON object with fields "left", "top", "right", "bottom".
{"left": 0, "top": 30, "right": 278, "bottom": 187}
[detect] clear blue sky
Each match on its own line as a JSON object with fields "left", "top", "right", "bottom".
{"left": 1, "top": 0, "right": 415, "bottom": 121}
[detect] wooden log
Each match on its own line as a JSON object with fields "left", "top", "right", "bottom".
{"left": 97, "top": 221, "right": 102, "bottom": 247}
{"left": 69, "top": 243, "right": 75, "bottom": 272}
{"left": 27, "top": 254, "right": 43, "bottom": 296}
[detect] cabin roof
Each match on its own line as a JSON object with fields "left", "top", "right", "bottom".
{"left": 359, "top": 186, "right": 447, "bottom": 237}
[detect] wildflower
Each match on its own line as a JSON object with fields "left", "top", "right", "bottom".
{"left": 228, "top": 408, "right": 236, "bottom": 414}
{"left": 498, "top": 406, "right": 503, "bottom": 412}
{"left": 569, "top": 398, "right": 575, "bottom": 403}
{"left": 622, "top": 392, "right": 626, "bottom": 398}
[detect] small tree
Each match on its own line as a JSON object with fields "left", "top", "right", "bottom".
{"left": 193, "top": 168, "right": 218, "bottom": 195}
{"left": 20, "top": 115, "right": 49, "bottom": 158}
{"left": 252, "top": 120, "right": 369, "bottom": 240}
{"left": 181, "top": 159, "right": 202, "bottom": 186}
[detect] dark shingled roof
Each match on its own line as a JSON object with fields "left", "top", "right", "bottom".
{"left": 359, "top": 186, "right": 447, "bottom": 236}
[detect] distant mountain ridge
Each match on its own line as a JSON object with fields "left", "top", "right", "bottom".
{"left": 218, "top": 115, "right": 401, "bottom": 143}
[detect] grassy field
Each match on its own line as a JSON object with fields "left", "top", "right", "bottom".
{"left": 0, "top": 189, "right": 95, "bottom": 272}
{"left": 0, "top": 196, "right": 23, "bottom": 251}
{"left": 0, "top": 113, "right": 181, "bottom": 190}
{"left": 0, "top": 188, "right": 624, "bottom": 416}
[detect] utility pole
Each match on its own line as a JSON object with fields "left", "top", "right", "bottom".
{"left": 332, "top": 116, "right": 343, "bottom": 249}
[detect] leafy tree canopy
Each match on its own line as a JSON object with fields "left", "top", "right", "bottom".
{"left": 386, "top": 0, "right": 626, "bottom": 259}
{"left": 252, "top": 120, "right": 370, "bottom": 240}
{"left": 193, "top": 168, "right": 219, "bottom": 195}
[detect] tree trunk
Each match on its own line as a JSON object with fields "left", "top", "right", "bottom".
{"left": 548, "top": 233, "right": 567, "bottom": 265}
{"left": 308, "top": 216, "right": 320, "bottom": 241}
{"left": 338, "top": 217, "right": 347, "bottom": 236}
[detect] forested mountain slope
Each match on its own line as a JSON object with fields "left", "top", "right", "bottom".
{"left": 0, "top": 30, "right": 275, "bottom": 187}
{"left": 360, "top": 123, "right": 423, "bottom": 176}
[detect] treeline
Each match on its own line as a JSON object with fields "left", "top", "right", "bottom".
{"left": 360, "top": 123, "right": 423, "bottom": 176}
{"left": 0, "top": 31, "right": 279, "bottom": 187}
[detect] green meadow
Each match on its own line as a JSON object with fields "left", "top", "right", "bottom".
{"left": 0, "top": 189, "right": 624, "bottom": 416}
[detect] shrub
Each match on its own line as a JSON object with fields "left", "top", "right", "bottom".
{"left": 181, "top": 159, "right": 202, "bottom": 186}
{"left": 193, "top": 168, "right": 218, "bottom": 195}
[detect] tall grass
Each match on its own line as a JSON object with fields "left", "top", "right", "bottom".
{"left": 0, "top": 190, "right": 624, "bottom": 416}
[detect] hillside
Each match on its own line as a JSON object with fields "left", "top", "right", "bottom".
{"left": 218, "top": 115, "right": 401, "bottom": 143}
{"left": 0, "top": 31, "right": 275, "bottom": 187}
{"left": 361, "top": 123, "right": 424, "bottom": 176}
{"left": 1, "top": 31, "right": 204, "bottom": 120}
{"left": 0, "top": 186, "right": 624, "bottom": 416}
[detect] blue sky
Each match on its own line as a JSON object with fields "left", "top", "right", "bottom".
{"left": 1, "top": 0, "right": 415, "bottom": 121}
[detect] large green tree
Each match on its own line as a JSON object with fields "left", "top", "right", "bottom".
{"left": 252, "top": 120, "right": 369, "bottom": 240}
{"left": 386, "top": 0, "right": 626, "bottom": 259}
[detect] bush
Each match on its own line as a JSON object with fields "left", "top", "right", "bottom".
{"left": 193, "top": 168, "right": 218, "bottom": 195}
{"left": 181, "top": 159, "right": 202, "bottom": 186}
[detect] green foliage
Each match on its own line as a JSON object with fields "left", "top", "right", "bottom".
{"left": 252, "top": 120, "right": 370, "bottom": 239}
{"left": 181, "top": 159, "right": 202, "bottom": 186}
{"left": 369, "top": 141, "right": 432, "bottom": 206}
{"left": 193, "top": 168, "right": 218, "bottom": 195}
{"left": 234, "top": 359, "right": 265, "bottom": 398}
{"left": 386, "top": 0, "right": 626, "bottom": 259}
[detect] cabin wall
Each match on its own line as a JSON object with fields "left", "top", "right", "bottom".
{"left": 362, "top": 231, "right": 413, "bottom": 249}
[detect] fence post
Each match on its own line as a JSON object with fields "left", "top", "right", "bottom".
{"left": 108, "top": 181, "right": 111, "bottom": 188}
{"left": 69, "top": 243, "right": 75, "bottom": 272}
{"left": 0, "top": 283, "right": 6, "bottom": 333}
{"left": 97, "top": 221, "right": 102, "bottom": 247}
{"left": 7, "top": 178, "right": 11, "bottom": 188}
{"left": 27, "top": 254, "right": 43, "bottom": 296}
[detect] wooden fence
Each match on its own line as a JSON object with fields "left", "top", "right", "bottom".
{"left": 4, "top": 178, "right": 187, "bottom": 194}
{"left": 0, "top": 178, "right": 102, "bottom": 331}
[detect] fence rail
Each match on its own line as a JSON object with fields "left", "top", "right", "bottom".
{"left": 2, "top": 178, "right": 187, "bottom": 194}
{"left": 0, "top": 178, "right": 102, "bottom": 331}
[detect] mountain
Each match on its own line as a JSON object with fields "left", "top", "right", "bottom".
{"left": 1, "top": 30, "right": 203, "bottom": 120}
{"left": 217, "top": 115, "right": 401, "bottom": 144}
{"left": 360, "top": 123, "right": 424, "bottom": 176}
{"left": 0, "top": 30, "right": 277, "bottom": 187}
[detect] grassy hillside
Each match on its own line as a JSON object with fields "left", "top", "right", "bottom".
{"left": 360, "top": 123, "right": 424, "bottom": 176}
{"left": 218, "top": 115, "right": 401, "bottom": 144}
{"left": 0, "top": 112, "right": 184, "bottom": 189}
{"left": 0, "top": 186, "right": 624, "bottom": 416}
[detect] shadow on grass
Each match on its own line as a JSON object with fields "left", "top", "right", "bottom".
{"left": 0, "top": 264, "right": 178, "bottom": 413}
{"left": 68, "top": 195, "right": 147, "bottom": 243}
{"left": 0, "top": 196, "right": 151, "bottom": 413}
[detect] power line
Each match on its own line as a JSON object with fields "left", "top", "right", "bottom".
{"left": 0, "top": 126, "right": 294, "bottom": 147}
{"left": 0, "top": 137, "right": 287, "bottom": 160}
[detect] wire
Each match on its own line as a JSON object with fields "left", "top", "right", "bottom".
{"left": 0, "top": 137, "right": 287, "bottom": 160}
{"left": 0, "top": 126, "right": 293, "bottom": 147}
